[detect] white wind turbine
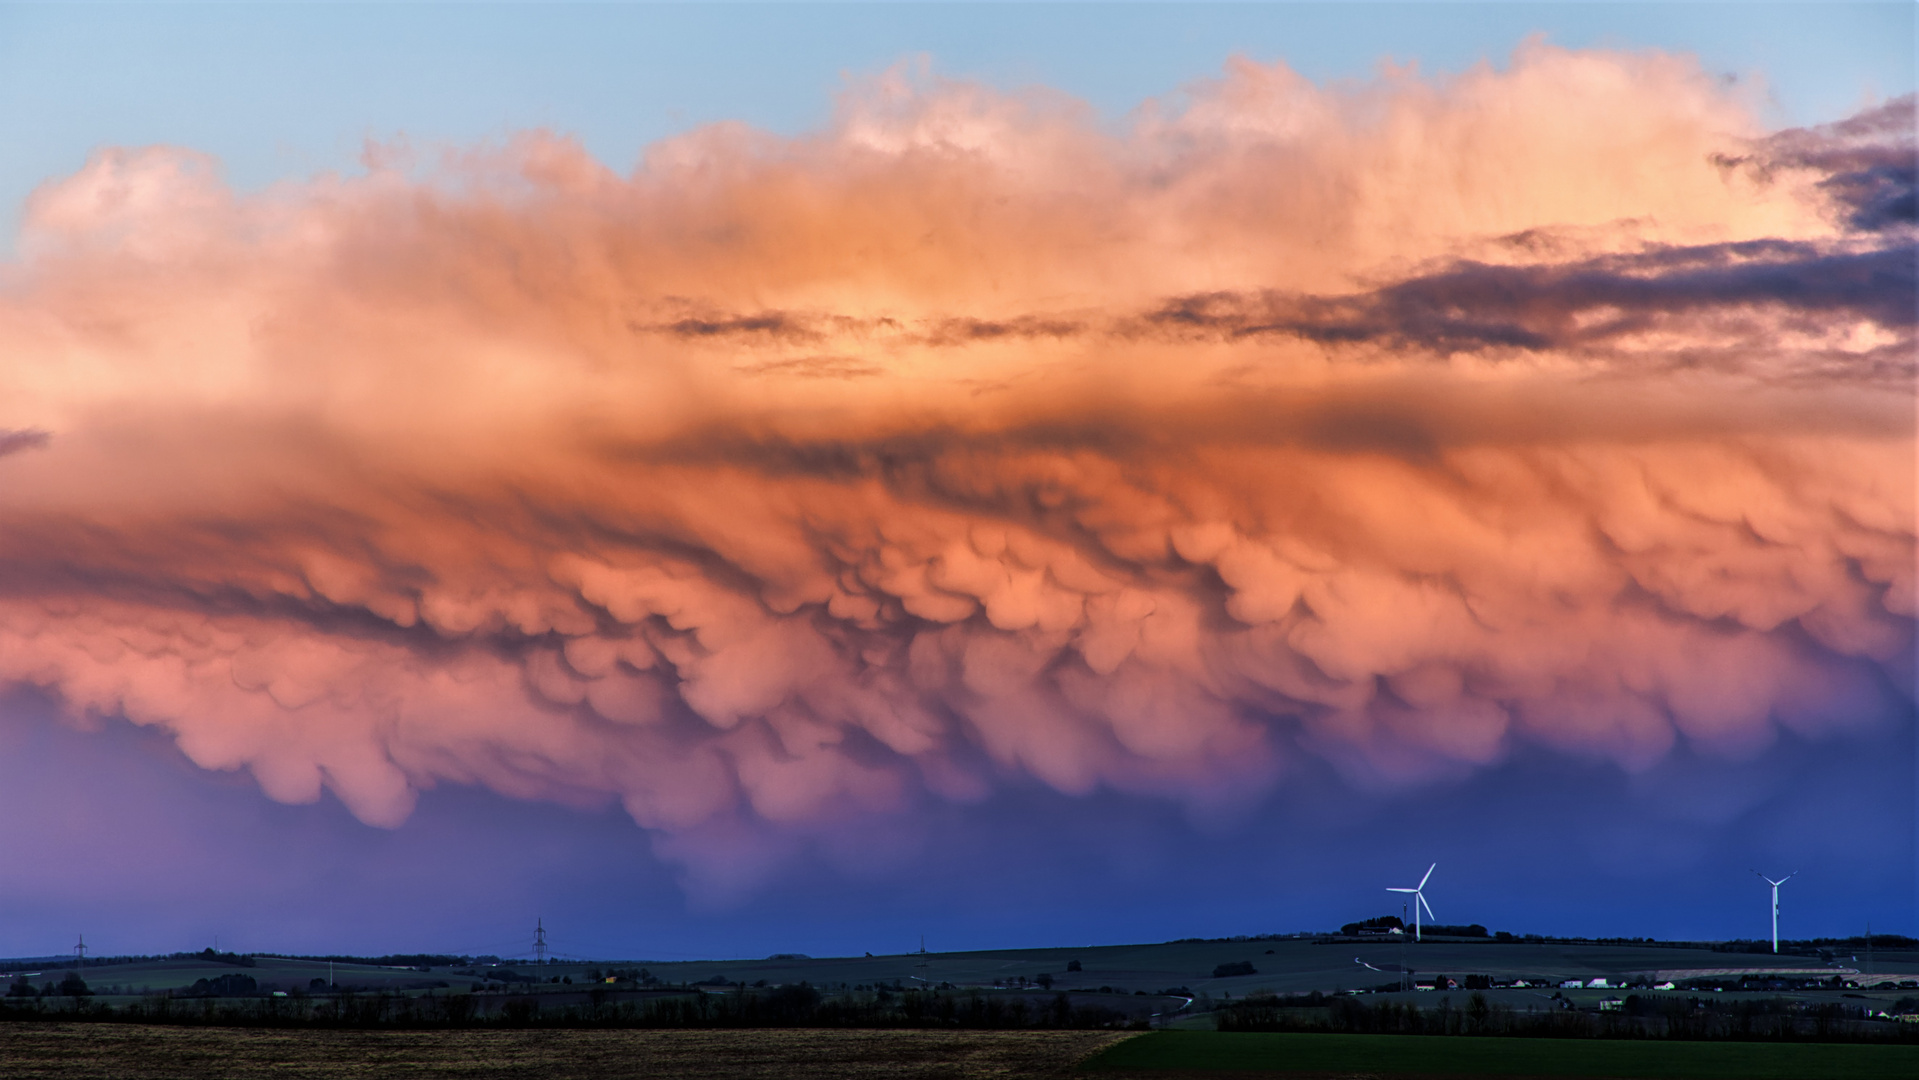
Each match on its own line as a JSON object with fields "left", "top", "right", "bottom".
{"left": 1753, "top": 870, "right": 1796, "bottom": 954}
{"left": 1388, "top": 863, "right": 1437, "bottom": 942}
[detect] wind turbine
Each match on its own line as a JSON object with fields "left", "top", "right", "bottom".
{"left": 1753, "top": 871, "right": 1795, "bottom": 954}
{"left": 1388, "top": 863, "right": 1437, "bottom": 942}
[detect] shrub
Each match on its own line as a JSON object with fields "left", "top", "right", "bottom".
{"left": 1213, "top": 961, "right": 1258, "bottom": 978}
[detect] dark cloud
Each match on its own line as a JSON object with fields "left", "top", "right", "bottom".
{"left": 1135, "top": 239, "right": 1914, "bottom": 379}
{"left": 918, "top": 316, "right": 1086, "bottom": 347}
{"left": 0, "top": 429, "right": 50, "bottom": 457}
{"left": 652, "top": 311, "right": 818, "bottom": 341}
{"left": 1729, "top": 94, "right": 1917, "bottom": 234}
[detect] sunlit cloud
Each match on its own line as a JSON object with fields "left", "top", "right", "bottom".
{"left": 0, "top": 45, "right": 1909, "bottom": 898}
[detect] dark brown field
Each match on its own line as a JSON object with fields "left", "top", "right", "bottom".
{"left": 0, "top": 1023, "right": 1134, "bottom": 1079}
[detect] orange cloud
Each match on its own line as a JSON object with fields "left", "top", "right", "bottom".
{"left": 0, "top": 45, "right": 1909, "bottom": 892}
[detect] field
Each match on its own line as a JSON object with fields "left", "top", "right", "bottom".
{"left": 588, "top": 939, "right": 1919, "bottom": 1001}
{"left": 0, "top": 1023, "right": 1126, "bottom": 1079}
{"left": 1085, "top": 1030, "right": 1919, "bottom": 1079}
{"left": 1, "top": 956, "right": 459, "bottom": 998}
{"left": 10, "top": 938, "right": 1914, "bottom": 1024}
{"left": 5, "top": 1025, "right": 1917, "bottom": 1079}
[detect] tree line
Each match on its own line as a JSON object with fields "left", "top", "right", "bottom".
{"left": 0, "top": 983, "right": 1150, "bottom": 1032}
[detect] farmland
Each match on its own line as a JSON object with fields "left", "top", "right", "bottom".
{"left": 6, "top": 935, "right": 1914, "bottom": 1024}
{"left": 0, "top": 1024, "right": 1126, "bottom": 1079}
{"left": 2, "top": 936, "right": 1915, "bottom": 1079}
{"left": 3, "top": 1024, "right": 1918, "bottom": 1079}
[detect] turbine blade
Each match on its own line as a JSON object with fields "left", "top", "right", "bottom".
{"left": 1387, "top": 887, "right": 1416, "bottom": 893}
{"left": 1420, "top": 893, "right": 1435, "bottom": 921}
{"left": 1419, "top": 863, "right": 1436, "bottom": 889}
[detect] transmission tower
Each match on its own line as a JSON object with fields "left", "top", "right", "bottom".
{"left": 74, "top": 934, "right": 87, "bottom": 969}
{"left": 533, "top": 918, "right": 549, "bottom": 966}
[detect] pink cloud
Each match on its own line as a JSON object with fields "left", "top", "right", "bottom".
{"left": 0, "top": 46, "right": 1909, "bottom": 896}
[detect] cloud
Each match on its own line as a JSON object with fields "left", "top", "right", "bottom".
{"left": 0, "top": 429, "right": 50, "bottom": 457}
{"left": 1132, "top": 239, "right": 1913, "bottom": 382}
{"left": 0, "top": 45, "right": 1909, "bottom": 897}
{"left": 1729, "top": 94, "right": 1917, "bottom": 234}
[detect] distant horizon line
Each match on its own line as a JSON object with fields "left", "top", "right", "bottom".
{"left": 4, "top": 930, "right": 1911, "bottom": 972}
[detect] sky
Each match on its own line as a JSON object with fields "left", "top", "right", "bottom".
{"left": 0, "top": 3, "right": 1913, "bottom": 963}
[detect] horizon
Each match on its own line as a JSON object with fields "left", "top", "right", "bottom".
{"left": 0, "top": 3, "right": 1912, "bottom": 963}
{"left": 8, "top": 924, "right": 1915, "bottom": 971}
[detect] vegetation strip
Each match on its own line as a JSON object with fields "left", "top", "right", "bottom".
{"left": 1082, "top": 1031, "right": 1919, "bottom": 1079}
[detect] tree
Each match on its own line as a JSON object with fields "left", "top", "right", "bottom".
{"left": 1035, "top": 973, "right": 1054, "bottom": 990}
{"left": 6, "top": 976, "right": 35, "bottom": 999}
{"left": 1066, "top": 960, "right": 1082, "bottom": 972}
{"left": 59, "top": 972, "right": 91, "bottom": 1000}
{"left": 186, "top": 973, "right": 258, "bottom": 997}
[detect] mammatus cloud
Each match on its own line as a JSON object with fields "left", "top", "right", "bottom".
{"left": 0, "top": 46, "right": 1910, "bottom": 897}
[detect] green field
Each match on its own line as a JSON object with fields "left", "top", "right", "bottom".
{"left": 1084, "top": 1031, "right": 1919, "bottom": 1079}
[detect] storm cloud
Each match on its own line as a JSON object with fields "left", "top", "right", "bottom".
{"left": 0, "top": 45, "right": 1909, "bottom": 896}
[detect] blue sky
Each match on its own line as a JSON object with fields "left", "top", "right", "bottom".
{"left": 1, "top": 3, "right": 1913, "bottom": 250}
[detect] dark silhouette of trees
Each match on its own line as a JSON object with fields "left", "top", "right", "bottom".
{"left": 183, "top": 973, "right": 258, "bottom": 997}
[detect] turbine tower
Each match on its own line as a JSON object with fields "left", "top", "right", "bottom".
{"left": 1388, "top": 863, "right": 1437, "bottom": 942}
{"left": 1753, "top": 871, "right": 1795, "bottom": 954}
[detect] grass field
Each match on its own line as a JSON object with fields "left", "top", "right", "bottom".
{"left": 1082, "top": 1031, "right": 1919, "bottom": 1079}
{"left": 0, "top": 1023, "right": 1129, "bottom": 1079}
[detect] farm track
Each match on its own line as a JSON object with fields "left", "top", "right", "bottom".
{"left": 0, "top": 1023, "right": 1135, "bottom": 1079}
